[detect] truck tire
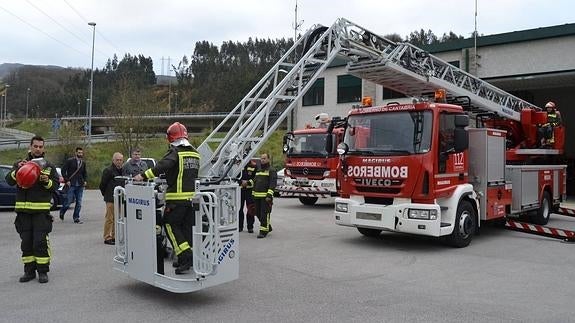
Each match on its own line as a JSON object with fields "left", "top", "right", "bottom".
{"left": 299, "top": 197, "right": 318, "bottom": 205}
{"left": 445, "top": 200, "right": 476, "bottom": 248}
{"left": 531, "top": 191, "right": 551, "bottom": 225}
{"left": 357, "top": 227, "right": 382, "bottom": 237}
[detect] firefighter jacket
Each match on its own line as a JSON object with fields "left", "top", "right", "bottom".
{"left": 5, "top": 153, "right": 59, "bottom": 213}
{"left": 142, "top": 145, "right": 200, "bottom": 203}
{"left": 249, "top": 164, "right": 277, "bottom": 199}
{"left": 241, "top": 164, "right": 257, "bottom": 189}
{"left": 546, "top": 112, "right": 561, "bottom": 127}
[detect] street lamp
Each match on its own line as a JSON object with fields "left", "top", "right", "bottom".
{"left": 88, "top": 21, "right": 96, "bottom": 144}
{"left": 26, "top": 88, "right": 30, "bottom": 120}
{"left": 3, "top": 84, "right": 9, "bottom": 127}
{"left": 0, "top": 94, "right": 4, "bottom": 128}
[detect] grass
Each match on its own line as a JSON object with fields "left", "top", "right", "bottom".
{"left": 0, "top": 130, "right": 286, "bottom": 188}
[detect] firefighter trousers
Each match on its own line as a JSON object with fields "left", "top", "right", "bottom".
{"left": 255, "top": 198, "right": 272, "bottom": 233}
{"left": 14, "top": 212, "right": 53, "bottom": 273}
{"left": 163, "top": 203, "right": 194, "bottom": 265}
{"left": 239, "top": 188, "right": 255, "bottom": 231}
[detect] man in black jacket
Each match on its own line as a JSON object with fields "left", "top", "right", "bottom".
{"left": 5, "top": 135, "right": 59, "bottom": 283}
{"left": 99, "top": 152, "right": 124, "bottom": 245}
{"left": 59, "top": 147, "right": 87, "bottom": 223}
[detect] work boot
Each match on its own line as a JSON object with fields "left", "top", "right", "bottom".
{"left": 38, "top": 272, "right": 49, "bottom": 283}
{"left": 257, "top": 232, "right": 267, "bottom": 239}
{"left": 19, "top": 271, "right": 36, "bottom": 283}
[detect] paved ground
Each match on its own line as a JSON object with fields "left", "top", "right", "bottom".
{"left": 1, "top": 191, "right": 575, "bottom": 322}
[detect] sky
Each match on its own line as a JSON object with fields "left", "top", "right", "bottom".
{"left": 1, "top": 0, "right": 574, "bottom": 76}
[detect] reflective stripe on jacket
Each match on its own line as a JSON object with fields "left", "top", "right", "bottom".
{"left": 4, "top": 154, "right": 58, "bottom": 213}
{"left": 251, "top": 166, "right": 277, "bottom": 199}
{"left": 143, "top": 146, "right": 200, "bottom": 202}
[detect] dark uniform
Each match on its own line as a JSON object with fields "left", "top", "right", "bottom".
{"left": 239, "top": 162, "right": 256, "bottom": 232}
{"left": 5, "top": 153, "right": 58, "bottom": 280}
{"left": 541, "top": 111, "right": 561, "bottom": 145}
{"left": 141, "top": 145, "right": 200, "bottom": 273}
{"left": 250, "top": 163, "right": 277, "bottom": 238}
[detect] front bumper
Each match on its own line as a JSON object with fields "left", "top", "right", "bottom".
{"left": 277, "top": 178, "right": 337, "bottom": 198}
{"left": 334, "top": 197, "right": 442, "bottom": 237}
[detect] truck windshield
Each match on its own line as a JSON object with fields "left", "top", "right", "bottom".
{"left": 345, "top": 110, "right": 432, "bottom": 155}
{"left": 288, "top": 133, "right": 329, "bottom": 156}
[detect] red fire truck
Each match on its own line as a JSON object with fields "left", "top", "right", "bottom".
{"left": 334, "top": 94, "right": 567, "bottom": 247}
{"left": 278, "top": 114, "right": 345, "bottom": 205}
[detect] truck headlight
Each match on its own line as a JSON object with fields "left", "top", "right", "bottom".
{"left": 407, "top": 208, "right": 437, "bottom": 220}
{"left": 323, "top": 170, "right": 331, "bottom": 177}
{"left": 335, "top": 202, "right": 349, "bottom": 213}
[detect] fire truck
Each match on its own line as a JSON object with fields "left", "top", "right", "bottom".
{"left": 332, "top": 28, "right": 571, "bottom": 247}
{"left": 112, "top": 18, "right": 573, "bottom": 292}
{"left": 278, "top": 114, "right": 345, "bottom": 205}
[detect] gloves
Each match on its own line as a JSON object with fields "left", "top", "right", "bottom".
{"left": 265, "top": 196, "right": 273, "bottom": 205}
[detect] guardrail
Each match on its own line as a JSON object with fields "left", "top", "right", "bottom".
{"left": 0, "top": 133, "right": 136, "bottom": 150}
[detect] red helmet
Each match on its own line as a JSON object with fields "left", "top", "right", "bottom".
{"left": 166, "top": 122, "right": 188, "bottom": 143}
{"left": 16, "top": 162, "right": 41, "bottom": 189}
{"left": 545, "top": 101, "right": 556, "bottom": 109}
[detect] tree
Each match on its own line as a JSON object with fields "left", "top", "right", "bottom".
{"left": 407, "top": 29, "right": 439, "bottom": 47}
{"left": 104, "top": 76, "right": 158, "bottom": 154}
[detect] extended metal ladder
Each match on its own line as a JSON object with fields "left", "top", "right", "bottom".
{"left": 198, "top": 18, "right": 542, "bottom": 180}
{"left": 344, "top": 25, "right": 540, "bottom": 122}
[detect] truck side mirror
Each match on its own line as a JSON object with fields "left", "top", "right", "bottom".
{"left": 454, "top": 128, "right": 468, "bottom": 152}
{"left": 283, "top": 132, "right": 293, "bottom": 153}
{"left": 325, "top": 134, "right": 333, "bottom": 154}
{"left": 337, "top": 142, "right": 349, "bottom": 155}
{"left": 454, "top": 114, "right": 469, "bottom": 127}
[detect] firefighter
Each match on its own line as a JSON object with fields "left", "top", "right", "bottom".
{"left": 249, "top": 153, "right": 277, "bottom": 239}
{"left": 133, "top": 122, "right": 200, "bottom": 274}
{"left": 239, "top": 159, "right": 257, "bottom": 233}
{"left": 5, "top": 135, "right": 59, "bottom": 283}
{"left": 539, "top": 101, "right": 562, "bottom": 147}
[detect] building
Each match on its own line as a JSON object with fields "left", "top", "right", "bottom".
{"left": 296, "top": 23, "right": 575, "bottom": 157}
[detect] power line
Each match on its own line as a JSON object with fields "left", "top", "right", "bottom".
{"left": 61, "top": 0, "right": 89, "bottom": 23}
{"left": 25, "top": 0, "right": 91, "bottom": 47}
{"left": 0, "top": 4, "right": 86, "bottom": 56}
{"left": 61, "top": 0, "right": 123, "bottom": 60}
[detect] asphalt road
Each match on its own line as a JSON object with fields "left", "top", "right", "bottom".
{"left": 1, "top": 191, "right": 575, "bottom": 322}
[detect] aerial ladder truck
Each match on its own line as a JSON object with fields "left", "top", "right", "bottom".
{"left": 279, "top": 113, "right": 346, "bottom": 205}
{"left": 332, "top": 23, "right": 574, "bottom": 246}
{"left": 111, "top": 18, "right": 573, "bottom": 293}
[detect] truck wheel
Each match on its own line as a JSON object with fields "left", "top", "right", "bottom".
{"left": 531, "top": 191, "right": 551, "bottom": 225}
{"left": 357, "top": 227, "right": 382, "bottom": 237}
{"left": 299, "top": 197, "right": 318, "bottom": 205}
{"left": 446, "top": 200, "right": 476, "bottom": 248}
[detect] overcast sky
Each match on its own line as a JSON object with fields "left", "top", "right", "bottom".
{"left": 1, "top": 0, "right": 573, "bottom": 75}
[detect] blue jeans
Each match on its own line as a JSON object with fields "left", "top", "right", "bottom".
{"left": 60, "top": 185, "right": 84, "bottom": 221}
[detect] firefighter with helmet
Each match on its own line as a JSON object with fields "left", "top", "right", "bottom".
{"left": 248, "top": 153, "right": 277, "bottom": 238}
{"left": 539, "top": 101, "right": 562, "bottom": 147}
{"left": 133, "top": 122, "right": 200, "bottom": 274}
{"left": 5, "top": 135, "right": 59, "bottom": 284}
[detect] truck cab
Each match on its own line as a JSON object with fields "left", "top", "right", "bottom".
{"left": 279, "top": 116, "right": 344, "bottom": 205}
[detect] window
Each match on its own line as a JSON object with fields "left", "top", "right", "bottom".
{"left": 438, "top": 113, "right": 457, "bottom": 173}
{"left": 337, "top": 75, "right": 361, "bottom": 103}
{"left": 382, "top": 86, "right": 406, "bottom": 100}
{"left": 303, "top": 78, "right": 324, "bottom": 106}
{"left": 447, "top": 60, "right": 460, "bottom": 68}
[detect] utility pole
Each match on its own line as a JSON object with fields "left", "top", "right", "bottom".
{"left": 26, "top": 88, "right": 30, "bottom": 120}
{"left": 3, "top": 84, "right": 9, "bottom": 127}
{"left": 289, "top": 0, "right": 304, "bottom": 132}
{"left": 88, "top": 22, "right": 96, "bottom": 144}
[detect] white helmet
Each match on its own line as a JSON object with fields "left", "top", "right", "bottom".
{"left": 545, "top": 101, "right": 556, "bottom": 110}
